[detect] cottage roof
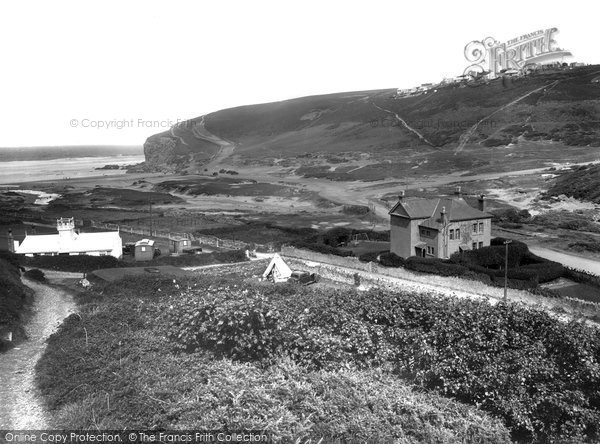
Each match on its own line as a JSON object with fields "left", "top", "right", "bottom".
{"left": 15, "top": 231, "right": 121, "bottom": 255}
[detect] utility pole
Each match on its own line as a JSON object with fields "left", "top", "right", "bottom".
{"left": 504, "top": 239, "right": 512, "bottom": 300}
{"left": 149, "top": 200, "right": 153, "bottom": 236}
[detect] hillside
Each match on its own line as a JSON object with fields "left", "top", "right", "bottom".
{"left": 143, "top": 65, "right": 600, "bottom": 177}
{"left": 545, "top": 163, "right": 600, "bottom": 203}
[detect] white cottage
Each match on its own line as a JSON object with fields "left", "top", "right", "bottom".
{"left": 12, "top": 217, "right": 122, "bottom": 259}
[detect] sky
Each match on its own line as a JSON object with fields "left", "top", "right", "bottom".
{"left": 0, "top": 0, "right": 597, "bottom": 148}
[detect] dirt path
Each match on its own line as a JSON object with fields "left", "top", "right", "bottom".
{"left": 0, "top": 278, "right": 76, "bottom": 428}
{"left": 371, "top": 102, "right": 434, "bottom": 146}
{"left": 455, "top": 81, "right": 559, "bottom": 153}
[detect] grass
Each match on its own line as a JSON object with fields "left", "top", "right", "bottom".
{"left": 36, "top": 270, "right": 511, "bottom": 442}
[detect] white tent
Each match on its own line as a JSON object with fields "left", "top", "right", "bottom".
{"left": 262, "top": 254, "right": 292, "bottom": 283}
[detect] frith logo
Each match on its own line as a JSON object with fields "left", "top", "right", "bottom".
{"left": 464, "top": 28, "right": 572, "bottom": 77}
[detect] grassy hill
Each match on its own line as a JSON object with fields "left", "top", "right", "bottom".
{"left": 544, "top": 163, "right": 600, "bottom": 203}
{"left": 143, "top": 65, "right": 600, "bottom": 176}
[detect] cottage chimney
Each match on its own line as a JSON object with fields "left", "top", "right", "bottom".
{"left": 478, "top": 194, "right": 486, "bottom": 212}
{"left": 7, "top": 229, "right": 14, "bottom": 253}
{"left": 454, "top": 186, "right": 462, "bottom": 198}
{"left": 398, "top": 190, "right": 405, "bottom": 202}
{"left": 57, "top": 217, "right": 75, "bottom": 242}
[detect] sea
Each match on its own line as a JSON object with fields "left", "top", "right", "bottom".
{"left": 0, "top": 146, "right": 145, "bottom": 185}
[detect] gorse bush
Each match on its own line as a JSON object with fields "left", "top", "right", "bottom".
{"left": 37, "top": 274, "right": 511, "bottom": 442}
{"left": 166, "top": 281, "right": 600, "bottom": 442}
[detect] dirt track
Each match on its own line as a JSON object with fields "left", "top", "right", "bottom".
{"left": 0, "top": 278, "right": 76, "bottom": 428}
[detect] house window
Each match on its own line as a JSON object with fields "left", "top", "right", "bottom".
{"left": 478, "top": 222, "right": 484, "bottom": 233}
{"left": 455, "top": 228, "right": 460, "bottom": 238}
{"left": 420, "top": 228, "right": 432, "bottom": 238}
{"left": 427, "top": 246, "right": 435, "bottom": 255}
{"left": 472, "top": 242, "right": 477, "bottom": 250}
{"left": 478, "top": 241, "right": 483, "bottom": 249}
{"left": 141, "top": 246, "right": 146, "bottom": 251}
{"left": 449, "top": 229, "right": 454, "bottom": 240}
{"left": 472, "top": 223, "right": 478, "bottom": 233}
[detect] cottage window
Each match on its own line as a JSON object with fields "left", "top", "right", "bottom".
{"left": 478, "top": 222, "right": 484, "bottom": 233}
{"left": 478, "top": 241, "right": 483, "bottom": 249}
{"left": 426, "top": 246, "right": 435, "bottom": 255}
{"left": 472, "top": 223, "right": 478, "bottom": 233}
{"left": 449, "top": 229, "right": 454, "bottom": 240}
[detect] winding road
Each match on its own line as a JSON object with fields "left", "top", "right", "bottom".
{"left": 0, "top": 277, "right": 76, "bottom": 428}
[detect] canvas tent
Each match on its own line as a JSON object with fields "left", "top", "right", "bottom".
{"left": 262, "top": 254, "right": 292, "bottom": 282}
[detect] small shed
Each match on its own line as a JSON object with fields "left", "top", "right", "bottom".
{"left": 134, "top": 239, "right": 155, "bottom": 261}
{"left": 262, "top": 254, "right": 292, "bottom": 283}
{"left": 170, "top": 236, "right": 190, "bottom": 254}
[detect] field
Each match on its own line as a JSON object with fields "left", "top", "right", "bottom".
{"left": 35, "top": 265, "right": 600, "bottom": 442}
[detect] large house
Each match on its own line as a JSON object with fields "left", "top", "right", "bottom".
{"left": 389, "top": 188, "right": 492, "bottom": 259}
{"left": 10, "top": 217, "right": 122, "bottom": 259}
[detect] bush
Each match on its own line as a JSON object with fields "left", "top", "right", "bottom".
{"left": 0, "top": 254, "right": 31, "bottom": 349}
{"left": 405, "top": 256, "right": 471, "bottom": 277}
{"left": 162, "top": 280, "right": 600, "bottom": 442}
{"left": 37, "top": 275, "right": 511, "bottom": 442}
{"left": 358, "top": 251, "right": 381, "bottom": 263}
{"left": 23, "top": 269, "right": 45, "bottom": 282}
{"left": 378, "top": 252, "right": 405, "bottom": 267}
{"left": 23, "top": 254, "right": 123, "bottom": 272}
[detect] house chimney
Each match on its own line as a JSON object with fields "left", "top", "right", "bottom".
{"left": 478, "top": 194, "right": 486, "bottom": 212}
{"left": 454, "top": 186, "right": 462, "bottom": 198}
{"left": 398, "top": 190, "right": 405, "bottom": 202}
{"left": 441, "top": 206, "right": 447, "bottom": 224}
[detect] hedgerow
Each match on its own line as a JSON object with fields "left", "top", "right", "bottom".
{"left": 165, "top": 281, "right": 600, "bottom": 442}
{"left": 0, "top": 251, "right": 31, "bottom": 350}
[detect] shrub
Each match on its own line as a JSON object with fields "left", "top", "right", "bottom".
{"left": 23, "top": 254, "right": 123, "bottom": 272}
{"left": 358, "top": 251, "right": 380, "bottom": 263}
{"left": 0, "top": 255, "right": 31, "bottom": 349}
{"left": 163, "top": 280, "right": 600, "bottom": 442}
{"left": 378, "top": 252, "right": 405, "bottom": 267}
{"left": 405, "top": 256, "right": 470, "bottom": 277}
{"left": 23, "top": 268, "right": 46, "bottom": 282}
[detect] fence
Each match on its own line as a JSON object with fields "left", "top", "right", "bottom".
{"left": 90, "top": 220, "right": 251, "bottom": 250}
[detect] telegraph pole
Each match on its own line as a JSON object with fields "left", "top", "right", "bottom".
{"left": 149, "top": 200, "right": 153, "bottom": 236}
{"left": 504, "top": 239, "right": 512, "bottom": 300}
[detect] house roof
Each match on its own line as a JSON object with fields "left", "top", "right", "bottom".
{"left": 390, "top": 196, "right": 492, "bottom": 224}
{"left": 135, "top": 239, "right": 155, "bottom": 247}
{"left": 15, "top": 231, "right": 121, "bottom": 255}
